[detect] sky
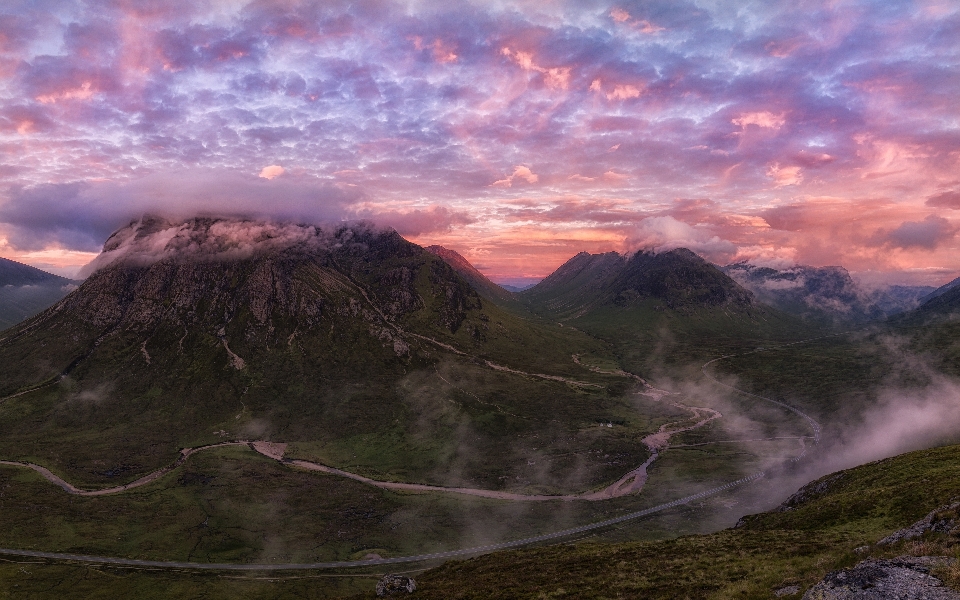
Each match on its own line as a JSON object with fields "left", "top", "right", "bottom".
{"left": 0, "top": 0, "right": 958, "bottom": 285}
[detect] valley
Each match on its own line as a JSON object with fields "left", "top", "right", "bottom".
{"left": 0, "top": 217, "right": 957, "bottom": 599}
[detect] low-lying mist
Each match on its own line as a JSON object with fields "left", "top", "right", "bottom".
{"left": 692, "top": 333, "right": 960, "bottom": 520}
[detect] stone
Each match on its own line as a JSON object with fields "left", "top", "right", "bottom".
{"left": 376, "top": 574, "right": 417, "bottom": 596}
{"left": 803, "top": 556, "right": 959, "bottom": 599}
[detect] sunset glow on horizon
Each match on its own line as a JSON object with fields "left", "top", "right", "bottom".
{"left": 0, "top": 0, "right": 958, "bottom": 284}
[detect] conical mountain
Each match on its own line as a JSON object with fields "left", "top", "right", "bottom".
{"left": 0, "top": 216, "right": 615, "bottom": 489}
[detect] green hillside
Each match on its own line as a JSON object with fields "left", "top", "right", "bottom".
{"left": 408, "top": 442, "right": 960, "bottom": 599}
{"left": 0, "top": 218, "right": 652, "bottom": 495}
{"left": 520, "top": 248, "right": 809, "bottom": 373}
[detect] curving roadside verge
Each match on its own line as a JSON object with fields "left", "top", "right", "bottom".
{"left": 0, "top": 344, "right": 824, "bottom": 571}
{"left": 0, "top": 470, "right": 767, "bottom": 571}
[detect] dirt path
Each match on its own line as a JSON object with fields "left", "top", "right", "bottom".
{"left": 0, "top": 402, "right": 718, "bottom": 502}
{"left": 0, "top": 359, "right": 723, "bottom": 502}
{"left": 0, "top": 442, "right": 250, "bottom": 496}
{"left": 0, "top": 353, "right": 823, "bottom": 572}
{"left": 577, "top": 403, "right": 723, "bottom": 500}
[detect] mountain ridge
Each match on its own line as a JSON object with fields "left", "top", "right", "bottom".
{"left": 424, "top": 245, "right": 518, "bottom": 306}
{"left": 0, "top": 256, "right": 80, "bottom": 331}
{"left": 723, "top": 261, "right": 935, "bottom": 324}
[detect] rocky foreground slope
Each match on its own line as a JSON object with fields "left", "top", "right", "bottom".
{"left": 402, "top": 443, "right": 960, "bottom": 599}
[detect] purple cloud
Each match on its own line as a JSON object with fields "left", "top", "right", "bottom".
{"left": 873, "top": 215, "right": 958, "bottom": 250}
{"left": 0, "top": 0, "right": 956, "bottom": 282}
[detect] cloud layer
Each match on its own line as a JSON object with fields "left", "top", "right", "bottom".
{"left": 0, "top": 0, "right": 957, "bottom": 281}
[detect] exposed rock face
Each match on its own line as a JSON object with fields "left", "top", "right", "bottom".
{"left": 777, "top": 473, "right": 847, "bottom": 513}
{"left": 803, "top": 556, "right": 959, "bottom": 599}
{"left": 376, "top": 574, "right": 417, "bottom": 596}
{"left": 879, "top": 502, "right": 960, "bottom": 546}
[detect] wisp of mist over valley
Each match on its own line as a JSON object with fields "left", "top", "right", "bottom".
{"left": 1, "top": 1, "right": 960, "bottom": 598}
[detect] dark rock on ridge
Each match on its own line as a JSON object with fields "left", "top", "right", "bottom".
{"left": 803, "top": 556, "right": 959, "bottom": 599}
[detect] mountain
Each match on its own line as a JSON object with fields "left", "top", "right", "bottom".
{"left": 922, "top": 276, "right": 960, "bottom": 304}
{"left": 723, "top": 262, "right": 934, "bottom": 325}
{"left": 0, "top": 257, "right": 79, "bottom": 331}
{"left": 424, "top": 245, "right": 518, "bottom": 306}
{"left": 524, "top": 249, "right": 755, "bottom": 319}
{"left": 500, "top": 283, "right": 537, "bottom": 292}
{"left": 922, "top": 285, "right": 960, "bottom": 313}
{"left": 520, "top": 248, "right": 798, "bottom": 370}
{"left": 0, "top": 216, "right": 630, "bottom": 493}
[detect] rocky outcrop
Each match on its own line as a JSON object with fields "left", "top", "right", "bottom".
{"left": 803, "top": 556, "right": 959, "bottom": 599}
{"left": 376, "top": 574, "right": 417, "bottom": 596}
{"left": 879, "top": 501, "right": 960, "bottom": 546}
{"left": 777, "top": 473, "right": 846, "bottom": 512}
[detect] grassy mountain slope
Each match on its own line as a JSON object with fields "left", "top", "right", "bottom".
{"left": 0, "top": 217, "right": 657, "bottom": 496}
{"left": 424, "top": 245, "right": 519, "bottom": 308}
{"left": 408, "top": 442, "right": 960, "bottom": 599}
{"left": 521, "top": 248, "right": 806, "bottom": 373}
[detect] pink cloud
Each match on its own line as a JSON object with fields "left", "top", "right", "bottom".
{"left": 626, "top": 216, "right": 736, "bottom": 260}
{"left": 359, "top": 205, "right": 475, "bottom": 236}
{"left": 767, "top": 163, "right": 803, "bottom": 187}
{"left": 609, "top": 8, "right": 664, "bottom": 33}
{"left": 501, "top": 47, "right": 570, "bottom": 90}
{"left": 926, "top": 190, "right": 960, "bottom": 209}
{"left": 410, "top": 36, "right": 458, "bottom": 63}
{"left": 36, "top": 80, "right": 95, "bottom": 104}
{"left": 258, "top": 165, "right": 285, "bottom": 179}
{"left": 872, "top": 215, "right": 958, "bottom": 250}
{"left": 732, "top": 111, "right": 786, "bottom": 129}
{"left": 491, "top": 165, "right": 539, "bottom": 188}
{"left": 590, "top": 79, "right": 644, "bottom": 101}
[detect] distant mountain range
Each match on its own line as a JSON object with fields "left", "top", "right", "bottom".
{"left": 722, "top": 262, "right": 935, "bottom": 325}
{"left": 0, "top": 257, "right": 79, "bottom": 331}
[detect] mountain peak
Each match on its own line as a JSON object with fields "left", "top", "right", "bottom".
{"left": 425, "top": 245, "right": 516, "bottom": 304}
{"left": 81, "top": 216, "right": 391, "bottom": 277}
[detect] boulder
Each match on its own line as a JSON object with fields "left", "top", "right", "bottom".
{"left": 803, "top": 556, "right": 959, "bottom": 599}
{"left": 376, "top": 574, "right": 417, "bottom": 596}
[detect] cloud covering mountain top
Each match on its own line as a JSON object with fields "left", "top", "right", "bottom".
{"left": 80, "top": 215, "right": 383, "bottom": 277}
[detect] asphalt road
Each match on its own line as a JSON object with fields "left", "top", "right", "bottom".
{"left": 0, "top": 342, "right": 823, "bottom": 571}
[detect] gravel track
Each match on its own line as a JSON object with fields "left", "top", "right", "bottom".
{"left": 0, "top": 341, "right": 824, "bottom": 570}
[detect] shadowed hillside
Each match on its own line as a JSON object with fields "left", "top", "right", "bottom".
{"left": 0, "top": 257, "right": 79, "bottom": 331}
{"left": 520, "top": 248, "right": 804, "bottom": 371}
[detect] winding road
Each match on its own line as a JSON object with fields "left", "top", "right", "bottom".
{"left": 0, "top": 340, "right": 824, "bottom": 571}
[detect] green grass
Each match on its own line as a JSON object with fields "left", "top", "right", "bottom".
{"left": 406, "top": 443, "right": 960, "bottom": 599}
